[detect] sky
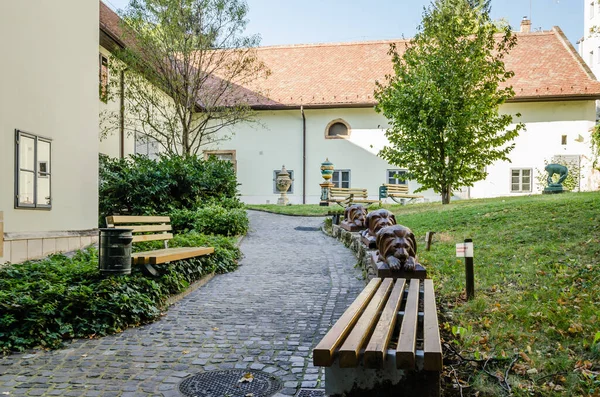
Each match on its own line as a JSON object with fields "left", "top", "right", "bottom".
{"left": 104, "top": 0, "right": 583, "bottom": 48}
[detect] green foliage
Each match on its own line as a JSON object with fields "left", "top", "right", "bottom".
{"left": 99, "top": 153, "right": 240, "bottom": 224}
{"left": 169, "top": 206, "right": 249, "bottom": 236}
{"left": 0, "top": 235, "right": 240, "bottom": 353}
{"left": 592, "top": 124, "right": 600, "bottom": 170}
{"left": 101, "top": 0, "right": 269, "bottom": 156}
{"left": 375, "top": 0, "right": 524, "bottom": 204}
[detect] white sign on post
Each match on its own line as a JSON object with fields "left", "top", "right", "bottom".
{"left": 455, "top": 242, "right": 474, "bottom": 258}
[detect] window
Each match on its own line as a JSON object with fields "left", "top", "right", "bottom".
{"left": 332, "top": 169, "right": 350, "bottom": 188}
{"left": 15, "top": 130, "right": 52, "bottom": 209}
{"left": 203, "top": 150, "right": 237, "bottom": 171}
{"left": 325, "top": 119, "right": 350, "bottom": 139}
{"left": 591, "top": 2, "right": 595, "bottom": 18}
{"left": 590, "top": 51, "right": 594, "bottom": 66}
{"left": 99, "top": 54, "right": 109, "bottom": 102}
{"left": 561, "top": 135, "right": 567, "bottom": 145}
{"left": 134, "top": 133, "right": 160, "bottom": 160}
{"left": 387, "top": 169, "right": 407, "bottom": 185}
{"left": 510, "top": 169, "right": 531, "bottom": 193}
{"left": 273, "top": 169, "right": 294, "bottom": 194}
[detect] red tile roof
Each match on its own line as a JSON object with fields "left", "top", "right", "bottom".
{"left": 241, "top": 28, "right": 600, "bottom": 109}
{"left": 98, "top": 2, "right": 600, "bottom": 109}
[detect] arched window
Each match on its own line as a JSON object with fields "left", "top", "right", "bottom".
{"left": 325, "top": 119, "right": 350, "bottom": 139}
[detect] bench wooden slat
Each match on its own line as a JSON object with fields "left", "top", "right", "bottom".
{"left": 396, "top": 278, "right": 420, "bottom": 369}
{"left": 107, "top": 215, "right": 171, "bottom": 224}
{"left": 339, "top": 278, "right": 394, "bottom": 368}
{"left": 423, "top": 279, "right": 443, "bottom": 371}
{"left": 313, "top": 278, "right": 382, "bottom": 367}
{"left": 117, "top": 224, "right": 172, "bottom": 233}
{"left": 132, "top": 247, "right": 214, "bottom": 265}
{"left": 131, "top": 233, "right": 173, "bottom": 243}
{"left": 363, "top": 278, "right": 406, "bottom": 368}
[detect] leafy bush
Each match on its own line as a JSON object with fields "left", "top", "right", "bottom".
{"left": 0, "top": 235, "right": 240, "bottom": 353}
{"left": 99, "top": 153, "right": 240, "bottom": 225}
{"left": 169, "top": 206, "right": 249, "bottom": 236}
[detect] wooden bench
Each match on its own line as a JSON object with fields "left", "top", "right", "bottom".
{"left": 380, "top": 183, "right": 424, "bottom": 204}
{"left": 313, "top": 277, "right": 442, "bottom": 397}
{"left": 106, "top": 215, "right": 214, "bottom": 276}
{"left": 329, "top": 187, "right": 380, "bottom": 207}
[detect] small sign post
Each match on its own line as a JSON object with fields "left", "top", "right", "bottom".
{"left": 456, "top": 239, "right": 474, "bottom": 300}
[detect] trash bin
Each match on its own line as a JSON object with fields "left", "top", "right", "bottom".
{"left": 98, "top": 228, "right": 133, "bottom": 275}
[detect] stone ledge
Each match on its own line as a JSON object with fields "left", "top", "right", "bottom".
{"left": 324, "top": 224, "right": 376, "bottom": 279}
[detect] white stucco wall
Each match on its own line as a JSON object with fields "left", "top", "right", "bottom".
{"left": 207, "top": 100, "right": 599, "bottom": 204}
{"left": 0, "top": 1, "right": 99, "bottom": 262}
{"left": 98, "top": 46, "right": 136, "bottom": 158}
{"left": 581, "top": 0, "right": 600, "bottom": 79}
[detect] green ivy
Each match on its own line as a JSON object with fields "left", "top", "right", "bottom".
{"left": 0, "top": 235, "right": 240, "bottom": 353}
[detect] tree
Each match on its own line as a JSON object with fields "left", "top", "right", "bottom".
{"left": 102, "top": 0, "right": 269, "bottom": 156}
{"left": 374, "top": 0, "right": 524, "bottom": 204}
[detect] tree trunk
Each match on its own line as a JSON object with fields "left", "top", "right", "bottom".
{"left": 441, "top": 185, "right": 451, "bottom": 204}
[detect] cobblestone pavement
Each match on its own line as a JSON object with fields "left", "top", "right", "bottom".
{"left": 0, "top": 211, "right": 364, "bottom": 396}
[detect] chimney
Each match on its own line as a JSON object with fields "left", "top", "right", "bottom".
{"left": 520, "top": 16, "right": 531, "bottom": 33}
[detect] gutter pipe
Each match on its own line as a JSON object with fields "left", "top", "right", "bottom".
{"left": 301, "top": 106, "right": 306, "bottom": 204}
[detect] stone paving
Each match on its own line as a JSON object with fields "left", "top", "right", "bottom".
{"left": 0, "top": 211, "right": 364, "bottom": 396}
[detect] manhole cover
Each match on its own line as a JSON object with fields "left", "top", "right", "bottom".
{"left": 294, "top": 226, "right": 320, "bottom": 231}
{"left": 179, "top": 369, "right": 282, "bottom": 397}
{"left": 296, "top": 389, "right": 325, "bottom": 397}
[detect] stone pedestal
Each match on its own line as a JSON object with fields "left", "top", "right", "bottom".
{"left": 543, "top": 184, "right": 565, "bottom": 194}
{"left": 320, "top": 182, "right": 333, "bottom": 206}
{"left": 370, "top": 252, "right": 427, "bottom": 279}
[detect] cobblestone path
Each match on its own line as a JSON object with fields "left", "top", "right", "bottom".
{"left": 0, "top": 211, "right": 364, "bottom": 396}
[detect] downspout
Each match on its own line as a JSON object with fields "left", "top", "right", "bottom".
{"left": 119, "top": 70, "right": 125, "bottom": 158}
{"left": 301, "top": 106, "right": 306, "bottom": 204}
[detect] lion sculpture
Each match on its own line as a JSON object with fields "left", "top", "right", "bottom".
{"left": 339, "top": 204, "right": 367, "bottom": 232}
{"left": 371, "top": 225, "right": 426, "bottom": 278}
{"left": 360, "top": 209, "right": 396, "bottom": 249}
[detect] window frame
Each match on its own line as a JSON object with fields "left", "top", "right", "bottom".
{"left": 332, "top": 169, "right": 351, "bottom": 188}
{"left": 99, "top": 53, "right": 109, "bottom": 103}
{"left": 203, "top": 150, "right": 237, "bottom": 172}
{"left": 510, "top": 168, "right": 532, "bottom": 193}
{"left": 14, "top": 129, "right": 52, "bottom": 210}
{"left": 387, "top": 169, "right": 408, "bottom": 185}
{"left": 273, "top": 169, "right": 294, "bottom": 194}
{"left": 324, "top": 119, "right": 351, "bottom": 139}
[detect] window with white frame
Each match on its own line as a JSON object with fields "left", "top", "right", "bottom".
{"left": 510, "top": 169, "right": 532, "bottom": 193}
{"left": 15, "top": 130, "right": 52, "bottom": 209}
{"left": 332, "top": 169, "right": 350, "bottom": 188}
{"left": 590, "top": 51, "right": 595, "bottom": 66}
{"left": 591, "top": 2, "right": 595, "bottom": 18}
{"left": 273, "top": 169, "right": 294, "bottom": 194}
{"left": 134, "top": 133, "right": 160, "bottom": 160}
{"left": 387, "top": 169, "right": 407, "bottom": 185}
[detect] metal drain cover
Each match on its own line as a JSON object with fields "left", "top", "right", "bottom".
{"left": 294, "top": 226, "right": 320, "bottom": 231}
{"left": 296, "top": 389, "right": 325, "bottom": 397}
{"left": 179, "top": 369, "right": 282, "bottom": 397}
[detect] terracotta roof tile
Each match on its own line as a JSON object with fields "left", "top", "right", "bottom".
{"left": 240, "top": 28, "right": 600, "bottom": 109}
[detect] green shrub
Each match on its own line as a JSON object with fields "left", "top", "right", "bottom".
{"left": 169, "top": 206, "right": 249, "bottom": 236}
{"left": 0, "top": 234, "right": 240, "bottom": 353}
{"left": 99, "top": 153, "right": 240, "bottom": 225}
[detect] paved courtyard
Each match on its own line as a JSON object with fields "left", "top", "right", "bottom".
{"left": 0, "top": 211, "right": 364, "bottom": 396}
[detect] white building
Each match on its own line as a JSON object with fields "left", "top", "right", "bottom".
{"left": 100, "top": 10, "right": 600, "bottom": 204}
{"left": 0, "top": 1, "right": 100, "bottom": 265}
{"left": 579, "top": 0, "right": 600, "bottom": 78}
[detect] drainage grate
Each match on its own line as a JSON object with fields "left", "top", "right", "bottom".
{"left": 294, "top": 226, "right": 320, "bottom": 231}
{"left": 296, "top": 389, "right": 326, "bottom": 397}
{"left": 179, "top": 369, "right": 282, "bottom": 397}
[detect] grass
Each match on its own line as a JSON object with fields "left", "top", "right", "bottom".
{"left": 394, "top": 192, "right": 600, "bottom": 395}
{"left": 258, "top": 192, "right": 600, "bottom": 396}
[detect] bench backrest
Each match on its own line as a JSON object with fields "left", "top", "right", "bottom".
{"left": 106, "top": 216, "right": 173, "bottom": 244}
{"left": 330, "top": 187, "right": 369, "bottom": 199}
{"left": 383, "top": 183, "right": 409, "bottom": 194}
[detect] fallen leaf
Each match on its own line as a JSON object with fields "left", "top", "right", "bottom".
{"left": 527, "top": 368, "right": 538, "bottom": 375}
{"left": 81, "top": 354, "right": 88, "bottom": 358}
{"left": 245, "top": 394, "right": 254, "bottom": 397}
{"left": 213, "top": 327, "right": 219, "bottom": 331}
{"left": 238, "top": 373, "right": 254, "bottom": 383}
{"left": 182, "top": 350, "right": 189, "bottom": 354}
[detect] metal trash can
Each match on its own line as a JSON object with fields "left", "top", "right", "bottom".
{"left": 98, "top": 228, "right": 133, "bottom": 275}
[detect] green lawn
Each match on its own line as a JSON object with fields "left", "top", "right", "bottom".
{"left": 255, "top": 193, "right": 600, "bottom": 396}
